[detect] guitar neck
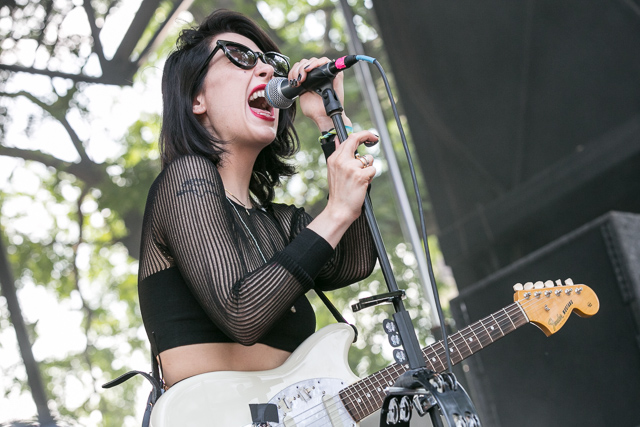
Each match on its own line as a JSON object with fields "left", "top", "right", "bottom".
{"left": 339, "top": 301, "right": 529, "bottom": 421}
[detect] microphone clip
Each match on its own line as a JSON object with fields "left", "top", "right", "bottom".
{"left": 313, "top": 78, "right": 344, "bottom": 117}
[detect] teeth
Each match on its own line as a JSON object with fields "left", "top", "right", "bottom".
{"left": 250, "top": 90, "right": 266, "bottom": 102}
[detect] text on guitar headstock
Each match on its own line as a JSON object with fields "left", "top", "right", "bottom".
{"left": 513, "top": 278, "right": 600, "bottom": 337}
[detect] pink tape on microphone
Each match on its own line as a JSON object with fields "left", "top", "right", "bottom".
{"left": 335, "top": 56, "right": 347, "bottom": 70}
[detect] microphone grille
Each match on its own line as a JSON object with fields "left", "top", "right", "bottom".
{"left": 265, "top": 77, "right": 294, "bottom": 109}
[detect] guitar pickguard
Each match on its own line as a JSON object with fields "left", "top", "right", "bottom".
{"left": 263, "top": 378, "right": 356, "bottom": 427}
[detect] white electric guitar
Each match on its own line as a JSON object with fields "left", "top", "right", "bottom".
{"left": 150, "top": 281, "right": 599, "bottom": 426}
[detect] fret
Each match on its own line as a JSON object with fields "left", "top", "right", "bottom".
{"left": 457, "top": 326, "right": 476, "bottom": 355}
{"left": 473, "top": 320, "right": 493, "bottom": 348}
{"left": 499, "top": 314, "right": 515, "bottom": 335}
{"left": 472, "top": 322, "right": 491, "bottom": 349}
{"left": 503, "top": 307, "right": 517, "bottom": 331}
{"left": 447, "top": 336, "right": 463, "bottom": 364}
{"left": 461, "top": 326, "right": 483, "bottom": 353}
{"left": 361, "top": 377, "right": 378, "bottom": 414}
{"left": 509, "top": 303, "right": 529, "bottom": 328}
{"left": 424, "top": 351, "right": 436, "bottom": 371}
{"left": 424, "top": 342, "right": 445, "bottom": 372}
{"left": 478, "top": 318, "right": 494, "bottom": 343}
{"left": 490, "top": 312, "right": 505, "bottom": 336}
{"left": 353, "top": 381, "right": 367, "bottom": 414}
{"left": 485, "top": 317, "right": 503, "bottom": 341}
{"left": 338, "top": 388, "right": 358, "bottom": 421}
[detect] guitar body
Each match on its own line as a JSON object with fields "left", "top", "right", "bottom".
{"left": 150, "top": 324, "right": 360, "bottom": 427}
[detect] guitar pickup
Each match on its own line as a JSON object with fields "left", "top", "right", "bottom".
{"left": 297, "top": 386, "right": 312, "bottom": 402}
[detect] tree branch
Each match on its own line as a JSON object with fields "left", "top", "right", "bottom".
{"left": 0, "top": 90, "right": 91, "bottom": 163}
{"left": 82, "top": 0, "right": 108, "bottom": 69}
{"left": 0, "top": 145, "right": 106, "bottom": 186}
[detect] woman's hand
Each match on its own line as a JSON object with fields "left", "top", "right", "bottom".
{"left": 306, "top": 130, "right": 378, "bottom": 247}
{"left": 288, "top": 57, "right": 351, "bottom": 131}
{"left": 325, "top": 130, "right": 378, "bottom": 221}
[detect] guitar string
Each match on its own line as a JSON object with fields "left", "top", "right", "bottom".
{"left": 267, "top": 289, "right": 583, "bottom": 426}
{"left": 271, "top": 294, "right": 565, "bottom": 425}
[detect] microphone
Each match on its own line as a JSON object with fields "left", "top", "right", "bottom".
{"left": 265, "top": 55, "right": 359, "bottom": 109}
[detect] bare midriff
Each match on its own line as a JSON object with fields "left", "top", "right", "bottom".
{"left": 159, "top": 342, "right": 291, "bottom": 388}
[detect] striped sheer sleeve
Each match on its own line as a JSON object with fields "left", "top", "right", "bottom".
{"left": 290, "top": 207, "right": 378, "bottom": 291}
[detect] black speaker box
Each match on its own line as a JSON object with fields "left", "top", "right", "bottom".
{"left": 450, "top": 211, "right": 640, "bottom": 427}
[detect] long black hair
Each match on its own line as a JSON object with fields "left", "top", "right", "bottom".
{"left": 160, "top": 9, "right": 298, "bottom": 206}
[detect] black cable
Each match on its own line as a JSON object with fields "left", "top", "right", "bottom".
{"left": 369, "top": 58, "right": 455, "bottom": 374}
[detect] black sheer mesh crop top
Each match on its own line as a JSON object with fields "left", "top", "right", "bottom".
{"left": 137, "top": 155, "right": 377, "bottom": 355}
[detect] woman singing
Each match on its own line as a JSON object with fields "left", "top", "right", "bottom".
{"left": 137, "top": 9, "right": 378, "bottom": 391}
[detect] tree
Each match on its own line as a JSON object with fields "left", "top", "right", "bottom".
{"left": 0, "top": 0, "right": 173, "bottom": 423}
{"left": 0, "top": 0, "right": 456, "bottom": 425}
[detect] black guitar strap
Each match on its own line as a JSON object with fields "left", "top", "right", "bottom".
{"left": 316, "top": 290, "right": 359, "bottom": 342}
{"left": 102, "top": 334, "right": 163, "bottom": 427}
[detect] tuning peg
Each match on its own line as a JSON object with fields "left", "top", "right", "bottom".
{"left": 524, "top": 282, "right": 534, "bottom": 290}
{"left": 513, "top": 283, "right": 524, "bottom": 291}
{"left": 564, "top": 278, "right": 574, "bottom": 286}
{"left": 534, "top": 281, "right": 544, "bottom": 289}
{"left": 544, "top": 280, "right": 554, "bottom": 288}
{"left": 555, "top": 279, "right": 562, "bottom": 287}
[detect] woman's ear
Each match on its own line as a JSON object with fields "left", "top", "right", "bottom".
{"left": 192, "top": 93, "right": 206, "bottom": 115}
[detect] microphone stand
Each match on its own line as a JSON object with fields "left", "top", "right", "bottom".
{"left": 313, "top": 79, "right": 481, "bottom": 427}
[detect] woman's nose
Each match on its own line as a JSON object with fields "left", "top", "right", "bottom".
{"left": 254, "top": 57, "right": 274, "bottom": 79}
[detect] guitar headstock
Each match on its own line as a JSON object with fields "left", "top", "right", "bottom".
{"left": 513, "top": 279, "right": 599, "bottom": 336}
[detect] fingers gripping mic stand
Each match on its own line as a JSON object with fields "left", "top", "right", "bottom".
{"left": 314, "top": 77, "right": 481, "bottom": 427}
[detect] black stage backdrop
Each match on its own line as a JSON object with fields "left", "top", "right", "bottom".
{"left": 370, "top": 2, "right": 640, "bottom": 426}
{"left": 371, "top": 0, "right": 640, "bottom": 288}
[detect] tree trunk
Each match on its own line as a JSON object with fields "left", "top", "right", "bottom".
{"left": 0, "top": 228, "right": 57, "bottom": 426}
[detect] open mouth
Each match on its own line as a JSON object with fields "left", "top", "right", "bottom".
{"left": 248, "top": 85, "right": 275, "bottom": 121}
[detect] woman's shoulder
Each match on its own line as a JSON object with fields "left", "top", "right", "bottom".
{"left": 156, "top": 154, "right": 219, "bottom": 182}
{"left": 151, "top": 154, "right": 222, "bottom": 196}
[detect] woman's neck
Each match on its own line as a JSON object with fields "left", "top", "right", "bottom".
{"left": 218, "top": 150, "right": 258, "bottom": 207}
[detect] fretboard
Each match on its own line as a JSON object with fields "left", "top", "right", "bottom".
{"left": 338, "top": 301, "right": 529, "bottom": 421}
